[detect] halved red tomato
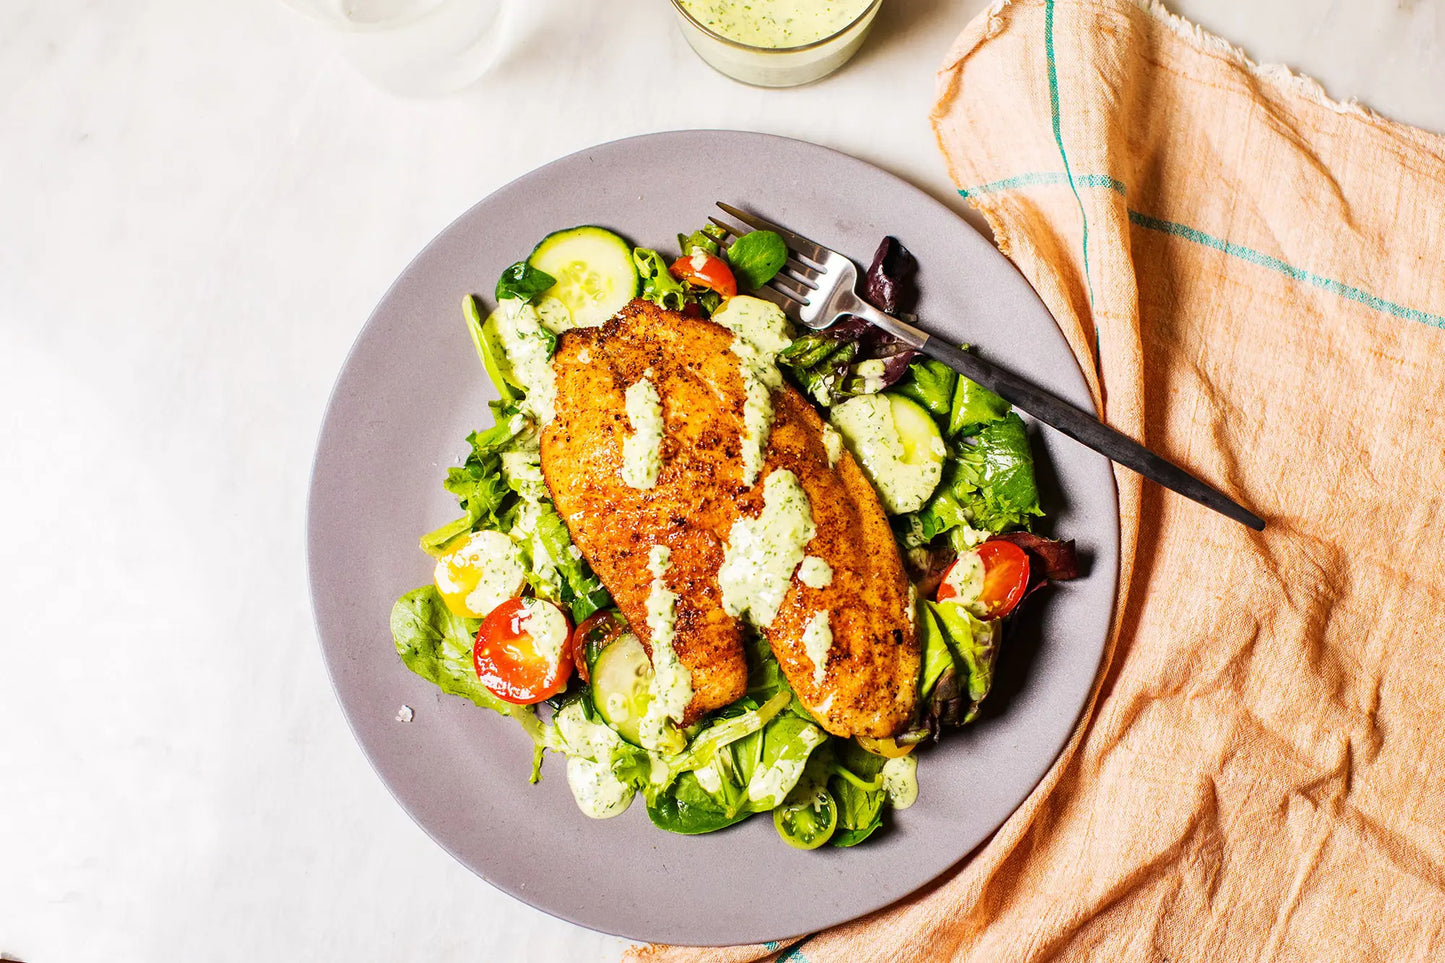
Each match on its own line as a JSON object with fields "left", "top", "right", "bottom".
{"left": 936, "top": 540, "right": 1030, "bottom": 620}
{"left": 473, "top": 597, "right": 574, "bottom": 704}
{"left": 568, "top": 609, "right": 625, "bottom": 684}
{"left": 974, "top": 540, "right": 1030, "bottom": 619}
{"left": 669, "top": 252, "right": 737, "bottom": 298}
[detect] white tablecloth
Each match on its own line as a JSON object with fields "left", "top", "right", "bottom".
{"left": 3, "top": 1, "right": 1441, "bottom": 960}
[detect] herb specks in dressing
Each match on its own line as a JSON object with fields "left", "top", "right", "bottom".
{"left": 718, "top": 469, "right": 817, "bottom": 628}
{"left": 620, "top": 375, "right": 664, "bottom": 489}
{"left": 491, "top": 298, "right": 558, "bottom": 424}
{"left": 797, "top": 555, "right": 833, "bottom": 589}
{"left": 679, "top": 0, "right": 873, "bottom": 48}
{"left": 821, "top": 423, "right": 844, "bottom": 466}
{"left": 639, "top": 546, "right": 693, "bottom": 752}
{"left": 710, "top": 296, "right": 793, "bottom": 488}
{"left": 802, "top": 611, "right": 832, "bottom": 685}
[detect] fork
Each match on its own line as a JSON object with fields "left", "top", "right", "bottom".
{"left": 711, "top": 202, "right": 1266, "bottom": 532}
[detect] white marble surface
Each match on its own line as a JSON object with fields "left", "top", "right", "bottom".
{"left": 2, "top": 1, "right": 1440, "bottom": 961}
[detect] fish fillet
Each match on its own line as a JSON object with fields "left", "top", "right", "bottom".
{"left": 540, "top": 299, "right": 919, "bottom": 738}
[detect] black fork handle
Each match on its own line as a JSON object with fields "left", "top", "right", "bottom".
{"left": 917, "top": 337, "right": 1264, "bottom": 530}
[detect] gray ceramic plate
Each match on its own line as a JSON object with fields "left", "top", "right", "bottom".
{"left": 308, "top": 130, "right": 1118, "bottom": 946}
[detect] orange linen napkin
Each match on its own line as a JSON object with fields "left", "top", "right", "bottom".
{"left": 630, "top": 1, "right": 1445, "bottom": 960}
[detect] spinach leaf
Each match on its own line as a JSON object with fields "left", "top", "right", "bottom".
{"left": 724, "top": 230, "right": 788, "bottom": 290}
{"left": 633, "top": 248, "right": 688, "bottom": 312}
{"left": 494, "top": 261, "right": 556, "bottom": 303}
{"left": 646, "top": 772, "right": 753, "bottom": 835}
{"left": 646, "top": 713, "right": 762, "bottom": 835}
{"left": 392, "top": 586, "right": 507, "bottom": 714}
{"left": 829, "top": 742, "right": 887, "bottom": 847}
{"left": 948, "top": 375, "right": 1010, "bottom": 437}
{"left": 744, "top": 634, "right": 785, "bottom": 702}
{"left": 895, "top": 360, "right": 957, "bottom": 417}
{"left": 745, "top": 716, "right": 827, "bottom": 810}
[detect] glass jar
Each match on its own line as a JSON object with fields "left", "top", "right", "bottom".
{"left": 669, "top": 0, "right": 884, "bottom": 88}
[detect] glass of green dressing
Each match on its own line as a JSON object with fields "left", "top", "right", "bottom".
{"left": 670, "top": 0, "right": 883, "bottom": 87}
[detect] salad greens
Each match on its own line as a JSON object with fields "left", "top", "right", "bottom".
{"left": 723, "top": 229, "right": 789, "bottom": 290}
{"left": 633, "top": 248, "right": 689, "bottom": 312}
{"left": 392, "top": 583, "right": 548, "bottom": 776}
{"left": 391, "top": 224, "right": 1073, "bottom": 850}
{"left": 495, "top": 260, "right": 557, "bottom": 304}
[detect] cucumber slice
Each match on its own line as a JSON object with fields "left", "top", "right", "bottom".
{"left": 829, "top": 392, "right": 945, "bottom": 514}
{"left": 589, "top": 632, "right": 654, "bottom": 747}
{"left": 527, "top": 226, "right": 639, "bottom": 328}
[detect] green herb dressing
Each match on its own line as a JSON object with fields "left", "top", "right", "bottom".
{"left": 491, "top": 298, "right": 558, "bottom": 424}
{"left": 717, "top": 469, "right": 817, "bottom": 628}
{"left": 801, "top": 611, "right": 832, "bottom": 684}
{"left": 854, "top": 357, "right": 889, "bottom": 393}
{"left": 639, "top": 546, "right": 693, "bottom": 752}
{"left": 942, "top": 550, "right": 985, "bottom": 603}
{"left": 432, "top": 530, "right": 526, "bottom": 618}
{"left": 797, "top": 555, "right": 833, "bottom": 588}
{"left": 534, "top": 295, "right": 574, "bottom": 335}
{"left": 566, "top": 756, "right": 635, "bottom": 818}
{"left": 518, "top": 596, "right": 570, "bottom": 668}
{"left": 710, "top": 296, "right": 793, "bottom": 488}
{"left": 881, "top": 754, "right": 919, "bottom": 810}
{"left": 821, "top": 422, "right": 844, "bottom": 466}
{"left": 620, "top": 375, "right": 664, "bottom": 489}
{"left": 679, "top": 0, "right": 872, "bottom": 48}
{"left": 552, "top": 702, "right": 637, "bottom": 818}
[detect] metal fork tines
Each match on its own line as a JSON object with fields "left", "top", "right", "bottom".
{"left": 711, "top": 202, "right": 885, "bottom": 335}
{"left": 709, "top": 201, "right": 1266, "bottom": 531}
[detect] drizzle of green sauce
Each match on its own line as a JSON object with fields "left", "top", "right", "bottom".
{"left": 679, "top": 0, "right": 873, "bottom": 48}
{"left": 717, "top": 469, "right": 817, "bottom": 628}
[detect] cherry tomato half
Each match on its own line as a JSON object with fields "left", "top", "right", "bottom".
{"left": 669, "top": 252, "right": 737, "bottom": 298}
{"left": 569, "top": 609, "right": 625, "bottom": 684}
{"left": 974, "top": 540, "right": 1030, "bottom": 619}
{"left": 474, "top": 597, "right": 575, "bottom": 704}
{"left": 936, "top": 540, "right": 1031, "bottom": 620}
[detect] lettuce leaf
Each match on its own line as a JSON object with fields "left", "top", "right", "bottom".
{"left": 894, "top": 359, "right": 956, "bottom": 418}
{"left": 419, "top": 407, "right": 531, "bottom": 555}
{"left": 633, "top": 248, "right": 688, "bottom": 312}
{"left": 903, "top": 412, "right": 1043, "bottom": 543}
{"left": 391, "top": 585, "right": 546, "bottom": 744}
{"left": 960, "top": 413, "right": 1043, "bottom": 531}
{"left": 527, "top": 498, "right": 611, "bottom": 621}
{"left": 929, "top": 600, "right": 1002, "bottom": 724}
{"left": 948, "top": 375, "right": 1010, "bottom": 437}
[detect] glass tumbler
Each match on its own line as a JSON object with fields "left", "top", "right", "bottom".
{"left": 283, "top": 0, "right": 511, "bottom": 96}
